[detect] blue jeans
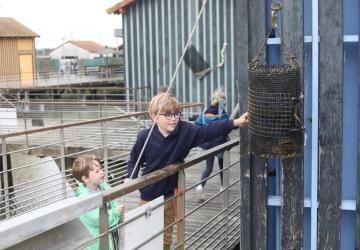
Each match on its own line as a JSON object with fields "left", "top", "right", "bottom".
{"left": 200, "top": 153, "right": 224, "bottom": 187}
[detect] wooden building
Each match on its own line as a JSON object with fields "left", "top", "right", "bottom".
{"left": 0, "top": 17, "right": 38, "bottom": 88}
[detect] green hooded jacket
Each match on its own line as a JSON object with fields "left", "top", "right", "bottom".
{"left": 76, "top": 182, "right": 121, "bottom": 250}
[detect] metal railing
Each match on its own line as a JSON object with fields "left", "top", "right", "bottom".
{"left": 0, "top": 139, "right": 241, "bottom": 250}
{"left": 0, "top": 69, "right": 124, "bottom": 89}
{"left": 0, "top": 103, "right": 203, "bottom": 221}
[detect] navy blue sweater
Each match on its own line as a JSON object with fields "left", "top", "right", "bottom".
{"left": 127, "top": 119, "right": 236, "bottom": 201}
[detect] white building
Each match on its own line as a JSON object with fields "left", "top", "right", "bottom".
{"left": 49, "top": 40, "right": 106, "bottom": 60}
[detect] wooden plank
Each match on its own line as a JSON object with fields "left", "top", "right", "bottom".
{"left": 248, "top": 0, "right": 267, "bottom": 249}
{"left": 176, "top": 170, "right": 185, "bottom": 250}
{"left": 235, "top": 0, "right": 266, "bottom": 248}
{"left": 281, "top": 1, "right": 304, "bottom": 249}
{"left": 281, "top": 158, "right": 303, "bottom": 249}
{"left": 250, "top": 157, "right": 267, "bottom": 250}
{"left": 318, "top": 0, "right": 343, "bottom": 249}
{"left": 234, "top": 0, "right": 250, "bottom": 248}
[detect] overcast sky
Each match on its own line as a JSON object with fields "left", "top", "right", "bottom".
{"left": 0, "top": 0, "right": 123, "bottom": 49}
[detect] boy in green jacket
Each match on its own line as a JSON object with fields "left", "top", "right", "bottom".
{"left": 72, "top": 154, "right": 125, "bottom": 250}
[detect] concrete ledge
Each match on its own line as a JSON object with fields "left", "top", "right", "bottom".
{"left": 0, "top": 194, "right": 102, "bottom": 249}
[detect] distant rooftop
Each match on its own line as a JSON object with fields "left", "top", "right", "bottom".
{"left": 51, "top": 40, "right": 106, "bottom": 54}
{"left": 0, "top": 17, "right": 38, "bottom": 38}
{"left": 107, "top": 0, "right": 137, "bottom": 14}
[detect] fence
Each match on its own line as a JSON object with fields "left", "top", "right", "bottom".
{"left": 0, "top": 139, "right": 241, "bottom": 250}
{"left": 0, "top": 103, "right": 202, "bottom": 221}
{"left": 0, "top": 69, "right": 124, "bottom": 89}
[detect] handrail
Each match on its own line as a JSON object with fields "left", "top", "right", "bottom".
{"left": 0, "top": 112, "right": 146, "bottom": 139}
{"left": 0, "top": 103, "right": 203, "bottom": 139}
{"left": 16, "top": 100, "right": 203, "bottom": 106}
{"left": 8, "top": 86, "right": 150, "bottom": 91}
{"left": 0, "top": 139, "right": 239, "bottom": 249}
{"left": 103, "top": 139, "right": 239, "bottom": 202}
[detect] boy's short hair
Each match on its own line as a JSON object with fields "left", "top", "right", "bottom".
{"left": 72, "top": 154, "right": 101, "bottom": 183}
{"left": 211, "top": 89, "right": 226, "bottom": 106}
{"left": 148, "top": 93, "right": 180, "bottom": 115}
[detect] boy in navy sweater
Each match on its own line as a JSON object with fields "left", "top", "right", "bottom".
{"left": 127, "top": 92, "right": 248, "bottom": 249}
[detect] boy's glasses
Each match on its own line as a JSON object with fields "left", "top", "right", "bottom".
{"left": 158, "top": 112, "right": 181, "bottom": 120}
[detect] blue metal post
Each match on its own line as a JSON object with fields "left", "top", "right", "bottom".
{"left": 311, "top": 0, "right": 319, "bottom": 249}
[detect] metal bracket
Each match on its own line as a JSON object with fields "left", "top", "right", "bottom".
{"left": 145, "top": 207, "right": 152, "bottom": 218}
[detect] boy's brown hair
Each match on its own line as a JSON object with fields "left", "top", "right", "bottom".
{"left": 72, "top": 154, "right": 101, "bottom": 183}
{"left": 148, "top": 92, "right": 180, "bottom": 116}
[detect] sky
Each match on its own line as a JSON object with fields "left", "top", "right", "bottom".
{"left": 0, "top": 0, "right": 123, "bottom": 49}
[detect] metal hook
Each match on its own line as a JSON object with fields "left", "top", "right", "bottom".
{"left": 271, "top": 3, "right": 283, "bottom": 30}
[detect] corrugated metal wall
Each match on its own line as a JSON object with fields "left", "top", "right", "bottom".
{"left": 123, "top": 0, "right": 237, "bottom": 111}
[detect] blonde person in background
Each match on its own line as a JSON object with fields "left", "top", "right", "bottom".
{"left": 195, "top": 89, "right": 230, "bottom": 201}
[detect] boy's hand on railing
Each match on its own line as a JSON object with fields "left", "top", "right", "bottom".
{"left": 233, "top": 111, "right": 249, "bottom": 127}
{"left": 123, "top": 178, "right": 130, "bottom": 183}
{"left": 117, "top": 204, "right": 125, "bottom": 213}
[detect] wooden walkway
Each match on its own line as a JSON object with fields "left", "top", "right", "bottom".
{"left": 121, "top": 140, "right": 241, "bottom": 250}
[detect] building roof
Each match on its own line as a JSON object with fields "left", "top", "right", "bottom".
{"left": 0, "top": 17, "right": 38, "bottom": 38}
{"left": 68, "top": 41, "right": 105, "bottom": 53}
{"left": 107, "top": 0, "right": 138, "bottom": 15}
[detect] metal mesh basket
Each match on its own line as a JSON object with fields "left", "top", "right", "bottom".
{"left": 248, "top": 61, "right": 303, "bottom": 158}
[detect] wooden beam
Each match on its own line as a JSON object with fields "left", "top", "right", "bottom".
{"left": 318, "top": 0, "right": 343, "bottom": 248}
{"left": 250, "top": 157, "right": 267, "bottom": 249}
{"left": 234, "top": 0, "right": 250, "bottom": 248}
{"left": 235, "top": 0, "right": 266, "bottom": 248}
{"left": 248, "top": 0, "right": 267, "bottom": 249}
{"left": 281, "top": 0, "right": 304, "bottom": 249}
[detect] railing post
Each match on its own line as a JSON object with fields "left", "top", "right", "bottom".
{"left": 176, "top": 170, "right": 185, "bottom": 250}
{"left": 222, "top": 150, "right": 230, "bottom": 248}
{"left": 60, "top": 104, "right": 63, "bottom": 124}
{"left": 24, "top": 91, "right": 30, "bottom": 152}
{"left": 99, "top": 204, "right": 109, "bottom": 249}
{"left": 24, "top": 119, "right": 29, "bottom": 152}
{"left": 59, "top": 128, "right": 66, "bottom": 197}
{"left": 2, "top": 138, "right": 10, "bottom": 218}
{"left": 101, "top": 120, "right": 109, "bottom": 181}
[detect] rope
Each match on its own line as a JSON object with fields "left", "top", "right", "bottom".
{"left": 121, "top": 0, "right": 209, "bottom": 203}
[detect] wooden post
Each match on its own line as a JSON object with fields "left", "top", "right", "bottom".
{"left": 176, "top": 170, "right": 185, "bottom": 250}
{"left": 101, "top": 120, "right": 109, "bottom": 182}
{"left": 222, "top": 150, "right": 230, "bottom": 249}
{"left": 248, "top": 0, "right": 267, "bottom": 249}
{"left": 59, "top": 128, "right": 66, "bottom": 197}
{"left": 250, "top": 157, "right": 267, "bottom": 250}
{"left": 281, "top": 1, "right": 304, "bottom": 249}
{"left": 318, "top": 0, "right": 343, "bottom": 248}
{"left": 99, "top": 205, "right": 109, "bottom": 250}
{"left": 234, "top": 0, "right": 250, "bottom": 248}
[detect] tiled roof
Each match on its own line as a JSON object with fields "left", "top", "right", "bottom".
{"left": 69, "top": 41, "right": 105, "bottom": 53}
{"left": 0, "top": 17, "right": 38, "bottom": 37}
{"left": 107, "top": 0, "right": 138, "bottom": 15}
